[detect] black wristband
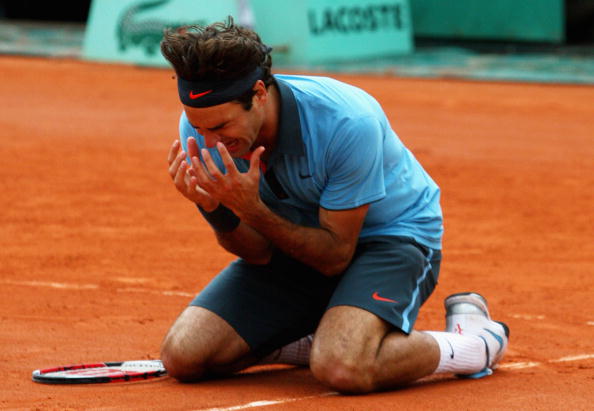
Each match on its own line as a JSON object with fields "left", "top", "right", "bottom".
{"left": 197, "top": 204, "right": 240, "bottom": 232}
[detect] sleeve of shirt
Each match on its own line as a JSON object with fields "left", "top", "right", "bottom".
{"left": 320, "top": 116, "right": 386, "bottom": 210}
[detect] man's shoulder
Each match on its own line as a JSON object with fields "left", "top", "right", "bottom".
{"left": 275, "top": 74, "right": 357, "bottom": 94}
{"left": 275, "top": 74, "right": 379, "bottom": 118}
{"left": 275, "top": 76, "right": 388, "bottom": 158}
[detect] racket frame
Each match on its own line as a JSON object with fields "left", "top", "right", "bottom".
{"left": 32, "top": 360, "right": 166, "bottom": 384}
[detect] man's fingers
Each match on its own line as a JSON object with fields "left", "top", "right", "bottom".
{"left": 191, "top": 154, "right": 214, "bottom": 186}
{"left": 173, "top": 159, "right": 188, "bottom": 188}
{"left": 201, "top": 148, "right": 225, "bottom": 179}
{"left": 216, "top": 142, "right": 240, "bottom": 176}
{"left": 167, "top": 140, "right": 181, "bottom": 165}
{"left": 189, "top": 176, "right": 208, "bottom": 196}
{"left": 184, "top": 167, "right": 192, "bottom": 186}
{"left": 190, "top": 155, "right": 202, "bottom": 172}
{"left": 187, "top": 137, "right": 200, "bottom": 160}
{"left": 187, "top": 163, "right": 198, "bottom": 178}
{"left": 168, "top": 149, "right": 186, "bottom": 178}
{"left": 248, "top": 146, "right": 266, "bottom": 177}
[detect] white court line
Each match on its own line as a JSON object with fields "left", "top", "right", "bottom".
{"left": 499, "top": 352, "right": 594, "bottom": 370}
{"left": 0, "top": 279, "right": 192, "bottom": 297}
{"left": 116, "top": 287, "right": 194, "bottom": 298}
{"left": 195, "top": 392, "right": 338, "bottom": 411}
{"left": 499, "top": 361, "right": 541, "bottom": 370}
{"left": 551, "top": 353, "right": 594, "bottom": 363}
{"left": 1, "top": 279, "right": 99, "bottom": 290}
{"left": 162, "top": 290, "right": 195, "bottom": 297}
{"left": 510, "top": 313, "right": 545, "bottom": 320}
{"left": 587, "top": 321, "right": 594, "bottom": 326}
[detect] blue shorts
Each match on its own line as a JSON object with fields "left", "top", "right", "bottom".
{"left": 190, "top": 236, "right": 441, "bottom": 356}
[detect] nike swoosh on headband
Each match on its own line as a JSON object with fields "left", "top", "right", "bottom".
{"left": 189, "top": 90, "right": 213, "bottom": 99}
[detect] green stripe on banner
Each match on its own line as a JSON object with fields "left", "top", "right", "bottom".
{"left": 410, "top": 0, "right": 564, "bottom": 43}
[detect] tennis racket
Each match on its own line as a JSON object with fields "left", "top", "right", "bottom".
{"left": 32, "top": 360, "right": 166, "bottom": 384}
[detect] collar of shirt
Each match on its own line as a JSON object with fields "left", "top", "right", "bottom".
{"left": 268, "top": 78, "right": 305, "bottom": 165}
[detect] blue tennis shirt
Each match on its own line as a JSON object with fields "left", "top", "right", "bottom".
{"left": 179, "top": 74, "right": 443, "bottom": 249}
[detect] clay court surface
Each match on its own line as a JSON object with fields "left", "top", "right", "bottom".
{"left": 1, "top": 55, "right": 593, "bottom": 410}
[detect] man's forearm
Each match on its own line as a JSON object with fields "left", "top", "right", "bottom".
{"left": 214, "top": 222, "right": 274, "bottom": 265}
{"left": 197, "top": 203, "right": 273, "bottom": 264}
{"left": 239, "top": 201, "right": 356, "bottom": 276}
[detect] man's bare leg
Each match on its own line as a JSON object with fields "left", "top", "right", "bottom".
{"left": 161, "top": 306, "right": 257, "bottom": 381}
{"left": 310, "top": 305, "right": 440, "bottom": 393}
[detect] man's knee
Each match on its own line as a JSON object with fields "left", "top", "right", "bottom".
{"left": 160, "top": 306, "right": 251, "bottom": 382}
{"left": 309, "top": 306, "right": 395, "bottom": 393}
{"left": 159, "top": 306, "right": 216, "bottom": 381}
{"left": 310, "top": 344, "right": 376, "bottom": 394}
{"left": 160, "top": 330, "right": 206, "bottom": 382}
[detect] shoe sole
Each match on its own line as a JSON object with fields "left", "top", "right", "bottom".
{"left": 445, "top": 293, "right": 510, "bottom": 341}
{"left": 445, "top": 292, "right": 489, "bottom": 318}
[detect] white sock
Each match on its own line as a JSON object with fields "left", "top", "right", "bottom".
{"left": 425, "top": 331, "right": 487, "bottom": 374}
{"left": 258, "top": 335, "right": 313, "bottom": 366}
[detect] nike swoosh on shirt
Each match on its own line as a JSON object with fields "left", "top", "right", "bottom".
{"left": 189, "top": 90, "right": 213, "bottom": 99}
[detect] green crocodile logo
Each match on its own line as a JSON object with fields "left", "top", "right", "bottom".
{"left": 116, "top": 0, "right": 207, "bottom": 56}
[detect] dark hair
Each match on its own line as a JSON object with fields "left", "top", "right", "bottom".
{"left": 160, "top": 17, "right": 274, "bottom": 110}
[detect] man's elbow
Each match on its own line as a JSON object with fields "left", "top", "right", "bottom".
{"left": 216, "top": 238, "right": 273, "bottom": 265}
{"left": 317, "top": 252, "right": 352, "bottom": 276}
{"left": 243, "top": 253, "right": 272, "bottom": 265}
{"left": 319, "top": 265, "right": 346, "bottom": 276}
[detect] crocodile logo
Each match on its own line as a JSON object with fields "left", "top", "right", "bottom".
{"left": 116, "top": 0, "right": 206, "bottom": 56}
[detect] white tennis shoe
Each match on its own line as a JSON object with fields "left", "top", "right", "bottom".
{"left": 445, "top": 292, "right": 510, "bottom": 378}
